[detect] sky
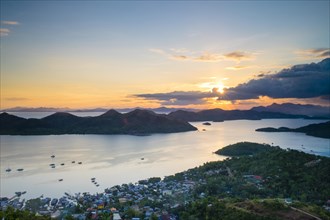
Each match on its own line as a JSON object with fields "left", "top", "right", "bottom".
{"left": 1, "top": 1, "right": 329, "bottom": 110}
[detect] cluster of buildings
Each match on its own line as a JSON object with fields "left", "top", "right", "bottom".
{"left": 0, "top": 176, "right": 200, "bottom": 219}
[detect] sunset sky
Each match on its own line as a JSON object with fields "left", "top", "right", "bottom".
{"left": 1, "top": 1, "right": 329, "bottom": 110}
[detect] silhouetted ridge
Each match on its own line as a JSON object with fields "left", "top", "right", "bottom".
{"left": 168, "top": 108, "right": 310, "bottom": 122}
{"left": 0, "top": 110, "right": 196, "bottom": 135}
{"left": 99, "top": 109, "right": 122, "bottom": 118}
{"left": 256, "top": 121, "right": 330, "bottom": 139}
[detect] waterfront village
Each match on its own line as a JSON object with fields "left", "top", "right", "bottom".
{"left": 1, "top": 164, "right": 233, "bottom": 219}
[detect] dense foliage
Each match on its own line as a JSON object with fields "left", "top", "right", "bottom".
{"left": 215, "top": 142, "right": 274, "bottom": 156}
{"left": 0, "top": 207, "right": 50, "bottom": 220}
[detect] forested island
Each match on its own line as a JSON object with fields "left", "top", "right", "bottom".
{"left": 0, "top": 109, "right": 197, "bottom": 135}
{"left": 256, "top": 121, "right": 330, "bottom": 139}
{"left": 1, "top": 142, "right": 329, "bottom": 219}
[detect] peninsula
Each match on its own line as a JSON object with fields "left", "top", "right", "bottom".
{"left": 256, "top": 121, "right": 330, "bottom": 139}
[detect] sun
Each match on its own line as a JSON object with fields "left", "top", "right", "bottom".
{"left": 214, "top": 82, "right": 225, "bottom": 93}
{"left": 199, "top": 81, "right": 225, "bottom": 93}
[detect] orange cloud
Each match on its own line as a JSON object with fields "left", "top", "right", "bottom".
{"left": 0, "top": 28, "right": 10, "bottom": 36}
{"left": 1, "top": 20, "right": 20, "bottom": 25}
{"left": 223, "top": 51, "right": 253, "bottom": 62}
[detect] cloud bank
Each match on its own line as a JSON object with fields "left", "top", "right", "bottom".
{"left": 134, "top": 90, "right": 221, "bottom": 105}
{"left": 134, "top": 58, "right": 330, "bottom": 105}
{"left": 220, "top": 58, "right": 330, "bottom": 101}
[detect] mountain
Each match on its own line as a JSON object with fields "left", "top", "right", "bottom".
{"left": 0, "top": 109, "right": 197, "bottom": 135}
{"left": 256, "top": 121, "right": 330, "bottom": 139}
{"left": 251, "top": 103, "right": 330, "bottom": 117}
{"left": 168, "top": 108, "right": 313, "bottom": 122}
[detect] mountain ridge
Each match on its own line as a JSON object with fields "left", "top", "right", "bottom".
{"left": 0, "top": 109, "right": 197, "bottom": 135}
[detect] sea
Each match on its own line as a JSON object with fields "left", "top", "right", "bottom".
{"left": 1, "top": 112, "right": 329, "bottom": 199}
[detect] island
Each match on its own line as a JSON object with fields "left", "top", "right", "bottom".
{"left": 256, "top": 121, "right": 330, "bottom": 139}
{"left": 167, "top": 108, "right": 324, "bottom": 122}
{"left": 215, "top": 142, "right": 273, "bottom": 156}
{"left": 0, "top": 109, "right": 197, "bottom": 135}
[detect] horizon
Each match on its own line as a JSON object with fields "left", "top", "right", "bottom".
{"left": 1, "top": 101, "right": 330, "bottom": 112}
{"left": 1, "top": 1, "right": 329, "bottom": 110}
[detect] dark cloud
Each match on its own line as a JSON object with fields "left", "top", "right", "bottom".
{"left": 134, "top": 59, "right": 330, "bottom": 105}
{"left": 220, "top": 58, "right": 330, "bottom": 100}
{"left": 134, "top": 90, "right": 220, "bottom": 105}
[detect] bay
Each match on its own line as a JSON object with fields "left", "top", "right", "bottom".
{"left": 0, "top": 115, "right": 329, "bottom": 200}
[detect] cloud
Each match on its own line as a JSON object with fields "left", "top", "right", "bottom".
{"left": 1, "top": 20, "right": 19, "bottom": 25}
{"left": 0, "top": 28, "right": 10, "bottom": 36}
{"left": 226, "top": 65, "right": 254, "bottom": 70}
{"left": 220, "top": 58, "right": 330, "bottom": 101}
{"left": 295, "top": 48, "right": 330, "bottom": 59}
{"left": 134, "top": 58, "right": 330, "bottom": 106}
{"left": 150, "top": 48, "right": 253, "bottom": 63}
{"left": 5, "top": 97, "right": 29, "bottom": 101}
{"left": 223, "top": 51, "right": 253, "bottom": 61}
{"left": 134, "top": 90, "right": 221, "bottom": 106}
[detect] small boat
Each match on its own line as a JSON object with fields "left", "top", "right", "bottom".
{"left": 60, "top": 163, "right": 65, "bottom": 166}
{"left": 17, "top": 168, "right": 24, "bottom": 171}
{"left": 72, "top": 161, "right": 75, "bottom": 163}
{"left": 58, "top": 179, "right": 63, "bottom": 182}
{"left": 49, "top": 163, "right": 55, "bottom": 166}
{"left": 5, "top": 168, "right": 11, "bottom": 172}
{"left": 78, "top": 162, "right": 82, "bottom": 164}
{"left": 51, "top": 165, "right": 56, "bottom": 168}
{"left": 96, "top": 184, "right": 99, "bottom": 187}
{"left": 141, "top": 158, "right": 144, "bottom": 160}
{"left": 51, "top": 155, "right": 55, "bottom": 158}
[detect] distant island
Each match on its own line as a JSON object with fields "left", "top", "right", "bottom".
{"left": 252, "top": 103, "right": 330, "bottom": 117}
{"left": 0, "top": 109, "right": 197, "bottom": 135}
{"left": 256, "top": 121, "right": 330, "bottom": 139}
{"left": 168, "top": 108, "right": 325, "bottom": 122}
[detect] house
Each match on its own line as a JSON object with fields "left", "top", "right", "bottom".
{"left": 284, "top": 198, "right": 292, "bottom": 204}
{"left": 162, "top": 190, "right": 172, "bottom": 196}
{"left": 113, "top": 213, "right": 122, "bottom": 220}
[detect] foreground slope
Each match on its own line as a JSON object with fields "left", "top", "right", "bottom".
{"left": 0, "top": 109, "right": 197, "bottom": 135}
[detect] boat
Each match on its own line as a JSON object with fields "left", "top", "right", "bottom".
{"left": 5, "top": 168, "right": 11, "bottom": 172}
{"left": 49, "top": 163, "right": 55, "bottom": 166}
{"left": 51, "top": 155, "right": 55, "bottom": 158}
{"left": 78, "top": 162, "right": 82, "bottom": 164}
{"left": 72, "top": 161, "right": 75, "bottom": 163}
{"left": 60, "top": 163, "right": 65, "bottom": 166}
{"left": 141, "top": 158, "right": 144, "bottom": 160}
{"left": 51, "top": 165, "right": 56, "bottom": 168}
{"left": 59, "top": 179, "right": 63, "bottom": 182}
{"left": 96, "top": 184, "right": 100, "bottom": 187}
{"left": 17, "top": 168, "right": 24, "bottom": 171}
{"left": 91, "top": 177, "right": 96, "bottom": 180}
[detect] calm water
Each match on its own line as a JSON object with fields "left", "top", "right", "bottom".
{"left": 1, "top": 114, "right": 329, "bottom": 199}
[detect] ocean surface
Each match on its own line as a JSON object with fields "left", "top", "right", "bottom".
{"left": 1, "top": 112, "right": 329, "bottom": 199}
